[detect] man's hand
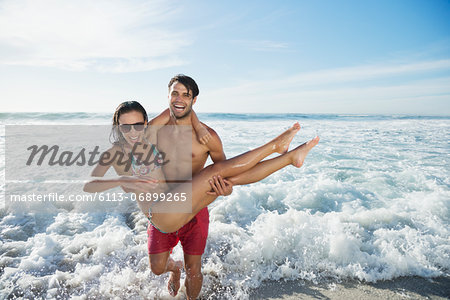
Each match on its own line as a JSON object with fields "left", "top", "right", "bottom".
{"left": 196, "top": 125, "right": 212, "bottom": 145}
{"left": 206, "top": 175, "right": 233, "bottom": 196}
{"left": 119, "top": 176, "right": 159, "bottom": 191}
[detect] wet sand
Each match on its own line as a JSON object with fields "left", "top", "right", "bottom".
{"left": 250, "top": 276, "right": 450, "bottom": 300}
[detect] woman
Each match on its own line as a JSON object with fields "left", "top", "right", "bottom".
{"left": 84, "top": 101, "right": 319, "bottom": 233}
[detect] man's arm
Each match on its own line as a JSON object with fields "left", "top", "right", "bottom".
{"left": 205, "top": 127, "right": 226, "bottom": 163}
{"left": 204, "top": 126, "right": 233, "bottom": 196}
{"left": 207, "top": 175, "right": 233, "bottom": 196}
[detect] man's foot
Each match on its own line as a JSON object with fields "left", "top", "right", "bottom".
{"left": 291, "top": 136, "right": 319, "bottom": 167}
{"left": 273, "top": 122, "right": 301, "bottom": 154}
{"left": 168, "top": 260, "right": 183, "bottom": 297}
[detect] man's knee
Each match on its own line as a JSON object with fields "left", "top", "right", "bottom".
{"left": 149, "top": 257, "right": 166, "bottom": 275}
{"left": 185, "top": 262, "right": 202, "bottom": 279}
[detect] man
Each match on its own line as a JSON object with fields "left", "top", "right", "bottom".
{"left": 148, "top": 74, "right": 232, "bottom": 299}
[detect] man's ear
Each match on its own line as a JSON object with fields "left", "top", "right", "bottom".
{"left": 192, "top": 96, "right": 197, "bottom": 105}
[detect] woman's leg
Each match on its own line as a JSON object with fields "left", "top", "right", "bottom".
{"left": 227, "top": 136, "right": 320, "bottom": 185}
{"left": 205, "top": 122, "right": 301, "bottom": 177}
{"left": 152, "top": 134, "right": 319, "bottom": 233}
{"left": 150, "top": 123, "right": 300, "bottom": 232}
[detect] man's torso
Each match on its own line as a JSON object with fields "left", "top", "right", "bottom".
{"left": 157, "top": 124, "right": 211, "bottom": 186}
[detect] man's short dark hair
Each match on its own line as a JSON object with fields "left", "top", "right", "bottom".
{"left": 168, "top": 74, "right": 199, "bottom": 98}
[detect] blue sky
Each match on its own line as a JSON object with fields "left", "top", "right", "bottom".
{"left": 0, "top": 0, "right": 449, "bottom": 114}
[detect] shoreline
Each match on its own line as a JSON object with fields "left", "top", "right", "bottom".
{"left": 250, "top": 276, "right": 450, "bottom": 300}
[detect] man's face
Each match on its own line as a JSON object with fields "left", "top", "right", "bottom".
{"left": 168, "top": 81, "right": 196, "bottom": 119}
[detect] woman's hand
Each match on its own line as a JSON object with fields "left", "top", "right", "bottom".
{"left": 196, "top": 125, "right": 212, "bottom": 145}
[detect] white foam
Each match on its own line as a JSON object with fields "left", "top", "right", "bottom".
{"left": 0, "top": 116, "right": 449, "bottom": 299}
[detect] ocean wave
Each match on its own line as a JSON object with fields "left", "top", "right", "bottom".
{"left": 0, "top": 114, "right": 449, "bottom": 299}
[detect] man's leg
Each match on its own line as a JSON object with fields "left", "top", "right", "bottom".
{"left": 178, "top": 208, "right": 209, "bottom": 299}
{"left": 147, "top": 224, "right": 183, "bottom": 296}
{"left": 184, "top": 254, "right": 203, "bottom": 300}
{"left": 149, "top": 252, "right": 183, "bottom": 297}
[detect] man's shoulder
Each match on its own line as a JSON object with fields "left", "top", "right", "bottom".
{"left": 201, "top": 122, "right": 220, "bottom": 139}
{"left": 199, "top": 122, "right": 223, "bottom": 152}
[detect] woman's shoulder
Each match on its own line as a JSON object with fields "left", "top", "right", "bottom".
{"left": 107, "top": 144, "right": 123, "bottom": 153}
{"left": 103, "top": 144, "right": 127, "bottom": 171}
{"left": 102, "top": 144, "right": 125, "bottom": 161}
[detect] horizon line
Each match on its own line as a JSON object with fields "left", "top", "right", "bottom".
{"left": 1, "top": 111, "right": 449, "bottom": 117}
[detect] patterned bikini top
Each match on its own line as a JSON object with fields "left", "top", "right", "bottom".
{"left": 125, "top": 142, "right": 164, "bottom": 176}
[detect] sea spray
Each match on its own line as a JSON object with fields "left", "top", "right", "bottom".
{"left": 0, "top": 113, "right": 449, "bottom": 299}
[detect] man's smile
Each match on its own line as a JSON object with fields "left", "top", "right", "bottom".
{"left": 173, "top": 103, "right": 186, "bottom": 112}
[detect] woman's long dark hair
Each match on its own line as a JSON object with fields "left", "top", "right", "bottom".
{"left": 110, "top": 101, "right": 148, "bottom": 145}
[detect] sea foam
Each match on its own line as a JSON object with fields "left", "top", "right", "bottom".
{"left": 0, "top": 114, "right": 449, "bottom": 299}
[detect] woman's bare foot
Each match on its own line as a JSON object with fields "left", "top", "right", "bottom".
{"left": 273, "top": 122, "right": 301, "bottom": 154}
{"left": 168, "top": 260, "right": 183, "bottom": 297}
{"left": 290, "top": 136, "right": 319, "bottom": 167}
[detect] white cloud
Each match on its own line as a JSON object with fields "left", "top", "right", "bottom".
{"left": 200, "top": 60, "right": 450, "bottom": 114}
{"left": 230, "top": 39, "right": 289, "bottom": 51}
{"left": 0, "top": 0, "right": 190, "bottom": 72}
{"left": 275, "top": 77, "right": 450, "bottom": 102}
{"left": 206, "top": 59, "right": 450, "bottom": 95}
{"left": 286, "top": 59, "right": 450, "bottom": 86}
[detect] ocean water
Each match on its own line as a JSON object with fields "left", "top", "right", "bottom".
{"left": 0, "top": 113, "right": 449, "bottom": 299}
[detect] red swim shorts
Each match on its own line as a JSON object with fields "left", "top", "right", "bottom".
{"left": 147, "top": 207, "right": 209, "bottom": 256}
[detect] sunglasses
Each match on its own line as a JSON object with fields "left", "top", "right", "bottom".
{"left": 119, "top": 122, "right": 146, "bottom": 133}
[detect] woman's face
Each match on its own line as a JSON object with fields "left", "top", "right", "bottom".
{"left": 118, "top": 110, "right": 146, "bottom": 146}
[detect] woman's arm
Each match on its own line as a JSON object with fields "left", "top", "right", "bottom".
{"left": 83, "top": 176, "right": 159, "bottom": 193}
{"left": 191, "top": 110, "right": 212, "bottom": 145}
{"left": 148, "top": 108, "right": 170, "bottom": 125}
{"left": 83, "top": 146, "right": 124, "bottom": 193}
{"left": 83, "top": 178, "right": 122, "bottom": 193}
{"left": 149, "top": 108, "right": 212, "bottom": 144}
